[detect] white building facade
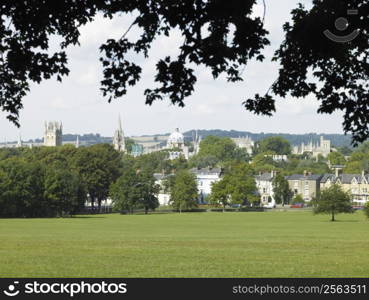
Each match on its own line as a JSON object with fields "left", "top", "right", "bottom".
{"left": 255, "top": 171, "right": 277, "bottom": 208}
{"left": 191, "top": 167, "right": 222, "bottom": 203}
{"left": 154, "top": 173, "right": 171, "bottom": 206}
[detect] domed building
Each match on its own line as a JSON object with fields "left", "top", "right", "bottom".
{"left": 166, "top": 128, "right": 189, "bottom": 160}
{"left": 167, "top": 128, "right": 184, "bottom": 148}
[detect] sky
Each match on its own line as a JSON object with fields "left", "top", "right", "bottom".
{"left": 0, "top": 0, "right": 346, "bottom": 141}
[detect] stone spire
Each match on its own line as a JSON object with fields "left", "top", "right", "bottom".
{"left": 17, "top": 132, "right": 23, "bottom": 148}
{"left": 113, "top": 115, "right": 125, "bottom": 152}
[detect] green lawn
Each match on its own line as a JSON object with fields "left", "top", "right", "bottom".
{"left": 0, "top": 211, "right": 368, "bottom": 277}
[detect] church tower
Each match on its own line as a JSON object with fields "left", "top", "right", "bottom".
{"left": 44, "top": 121, "right": 63, "bottom": 147}
{"left": 113, "top": 115, "right": 125, "bottom": 152}
{"left": 193, "top": 130, "right": 202, "bottom": 155}
{"left": 16, "top": 133, "right": 23, "bottom": 148}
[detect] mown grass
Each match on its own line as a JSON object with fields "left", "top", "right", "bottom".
{"left": 0, "top": 211, "right": 368, "bottom": 277}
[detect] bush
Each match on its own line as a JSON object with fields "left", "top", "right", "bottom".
{"left": 291, "top": 194, "right": 304, "bottom": 204}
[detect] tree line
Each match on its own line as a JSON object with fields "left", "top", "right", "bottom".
{"left": 0, "top": 144, "right": 199, "bottom": 217}
{"left": 2, "top": 134, "right": 369, "bottom": 219}
{"left": 0, "top": 144, "right": 121, "bottom": 217}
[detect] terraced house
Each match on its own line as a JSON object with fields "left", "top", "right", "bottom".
{"left": 286, "top": 172, "right": 323, "bottom": 202}
{"left": 320, "top": 172, "right": 369, "bottom": 206}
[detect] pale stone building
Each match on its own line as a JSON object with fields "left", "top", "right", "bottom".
{"left": 320, "top": 172, "right": 369, "bottom": 205}
{"left": 232, "top": 136, "right": 254, "bottom": 155}
{"left": 286, "top": 172, "right": 323, "bottom": 202}
{"left": 255, "top": 171, "right": 277, "bottom": 208}
{"left": 44, "top": 121, "right": 62, "bottom": 146}
{"left": 293, "top": 136, "right": 331, "bottom": 157}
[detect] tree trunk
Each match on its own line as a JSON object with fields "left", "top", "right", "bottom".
{"left": 331, "top": 211, "right": 335, "bottom": 222}
{"left": 145, "top": 206, "right": 148, "bottom": 214}
{"left": 97, "top": 198, "right": 102, "bottom": 213}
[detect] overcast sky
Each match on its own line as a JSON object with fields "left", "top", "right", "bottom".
{"left": 0, "top": 0, "right": 346, "bottom": 141}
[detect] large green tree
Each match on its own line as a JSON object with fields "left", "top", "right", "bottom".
{"left": 327, "top": 152, "right": 346, "bottom": 166}
{"left": 312, "top": 184, "right": 354, "bottom": 222}
{"left": 226, "top": 163, "right": 259, "bottom": 206}
{"left": 272, "top": 174, "right": 293, "bottom": 206}
{"left": 44, "top": 163, "right": 86, "bottom": 217}
{"left": 197, "top": 136, "right": 237, "bottom": 164}
{"left": 170, "top": 170, "right": 198, "bottom": 213}
{"left": 208, "top": 179, "right": 230, "bottom": 211}
{"left": 257, "top": 137, "right": 291, "bottom": 155}
{"left": 110, "top": 167, "right": 140, "bottom": 214}
{"left": 0, "top": 157, "right": 46, "bottom": 217}
{"left": 135, "top": 171, "right": 160, "bottom": 214}
{"left": 344, "top": 151, "right": 369, "bottom": 174}
{"left": 72, "top": 144, "right": 122, "bottom": 212}
{"left": 210, "top": 162, "right": 258, "bottom": 207}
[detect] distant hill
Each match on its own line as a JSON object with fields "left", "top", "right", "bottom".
{"left": 183, "top": 130, "right": 353, "bottom": 148}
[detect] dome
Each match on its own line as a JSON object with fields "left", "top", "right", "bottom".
{"left": 167, "top": 128, "right": 184, "bottom": 147}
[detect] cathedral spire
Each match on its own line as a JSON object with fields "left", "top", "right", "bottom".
{"left": 17, "top": 132, "right": 23, "bottom": 148}
{"left": 113, "top": 114, "right": 125, "bottom": 152}
{"left": 118, "top": 114, "right": 123, "bottom": 132}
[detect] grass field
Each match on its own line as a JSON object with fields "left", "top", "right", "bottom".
{"left": 0, "top": 211, "right": 368, "bottom": 277}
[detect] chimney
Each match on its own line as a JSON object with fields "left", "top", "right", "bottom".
{"left": 303, "top": 170, "right": 308, "bottom": 177}
{"left": 335, "top": 168, "right": 339, "bottom": 178}
{"left": 362, "top": 170, "right": 365, "bottom": 178}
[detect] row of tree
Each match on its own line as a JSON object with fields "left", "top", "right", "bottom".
{"left": 0, "top": 158, "right": 86, "bottom": 217}
{"left": 0, "top": 144, "right": 200, "bottom": 216}
{"left": 0, "top": 144, "right": 122, "bottom": 217}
